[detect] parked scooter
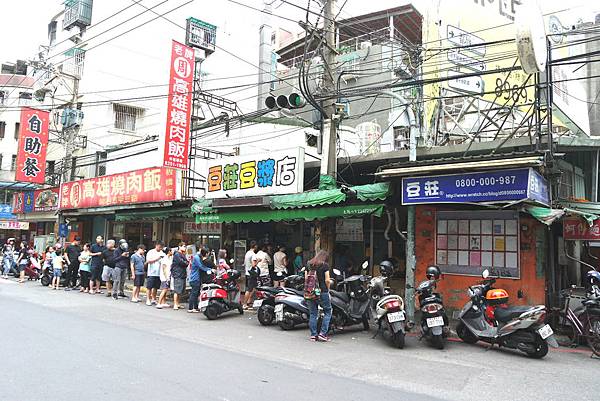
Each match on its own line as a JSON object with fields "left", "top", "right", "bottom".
{"left": 200, "top": 265, "right": 244, "bottom": 320}
{"left": 40, "top": 264, "right": 69, "bottom": 287}
{"left": 254, "top": 274, "right": 304, "bottom": 326}
{"left": 373, "top": 260, "right": 408, "bottom": 348}
{"left": 329, "top": 261, "right": 372, "bottom": 332}
{"left": 415, "top": 266, "right": 449, "bottom": 349}
{"left": 456, "top": 269, "right": 558, "bottom": 358}
{"left": 273, "top": 284, "right": 311, "bottom": 330}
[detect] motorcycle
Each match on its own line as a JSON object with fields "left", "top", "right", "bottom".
{"left": 254, "top": 274, "right": 304, "bottom": 326}
{"left": 372, "top": 260, "right": 408, "bottom": 348}
{"left": 273, "top": 285, "right": 312, "bottom": 330}
{"left": 456, "top": 269, "right": 558, "bottom": 358}
{"left": 200, "top": 268, "right": 244, "bottom": 320}
{"left": 329, "top": 261, "right": 372, "bottom": 332}
{"left": 415, "top": 266, "right": 449, "bottom": 349}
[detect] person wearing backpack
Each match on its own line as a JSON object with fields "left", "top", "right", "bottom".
{"left": 304, "top": 250, "right": 332, "bottom": 342}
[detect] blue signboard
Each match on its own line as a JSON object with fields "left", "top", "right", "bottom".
{"left": 401, "top": 168, "right": 549, "bottom": 206}
{"left": 0, "top": 204, "right": 15, "bottom": 220}
{"left": 58, "top": 223, "right": 69, "bottom": 238}
{"left": 23, "top": 191, "right": 35, "bottom": 213}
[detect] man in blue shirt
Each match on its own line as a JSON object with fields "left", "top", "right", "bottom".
{"left": 130, "top": 245, "right": 146, "bottom": 303}
{"left": 189, "top": 248, "right": 214, "bottom": 312}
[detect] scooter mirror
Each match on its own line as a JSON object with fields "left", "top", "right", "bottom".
{"left": 332, "top": 268, "right": 342, "bottom": 276}
{"left": 482, "top": 269, "right": 490, "bottom": 279}
{"left": 361, "top": 261, "right": 369, "bottom": 270}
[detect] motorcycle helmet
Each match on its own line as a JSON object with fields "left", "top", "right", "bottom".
{"left": 585, "top": 270, "right": 600, "bottom": 286}
{"left": 426, "top": 265, "right": 442, "bottom": 280}
{"left": 228, "top": 269, "right": 241, "bottom": 281}
{"left": 485, "top": 288, "right": 509, "bottom": 305}
{"left": 379, "top": 260, "right": 394, "bottom": 277}
{"left": 119, "top": 239, "right": 129, "bottom": 251}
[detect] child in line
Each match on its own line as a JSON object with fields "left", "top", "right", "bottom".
{"left": 51, "top": 248, "right": 65, "bottom": 290}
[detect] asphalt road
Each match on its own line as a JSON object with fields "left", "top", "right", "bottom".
{"left": 1, "top": 279, "right": 599, "bottom": 401}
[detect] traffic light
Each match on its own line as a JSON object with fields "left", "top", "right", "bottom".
{"left": 265, "top": 92, "right": 306, "bottom": 110}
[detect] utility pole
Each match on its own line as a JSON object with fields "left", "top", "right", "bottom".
{"left": 315, "top": 0, "right": 337, "bottom": 254}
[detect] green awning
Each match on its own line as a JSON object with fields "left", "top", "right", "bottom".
{"left": 195, "top": 203, "right": 385, "bottom": 224}
{"left": 561, "top": 200, "right": 600, "bottom": 226}
{"left": 116, "top": 208, "right": 192, "bottom": 222}
{"left": 523, "top": 205, "right": 565, "bottom": 225}
{"left": 191, "top": 198, "right": 215, "bottom": 214}
{"left": 270, "top": 182, "right": 390, "bottom": 210}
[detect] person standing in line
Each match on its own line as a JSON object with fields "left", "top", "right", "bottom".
{"left": 89, "top": 236, "right": 106, "bottom": 294}
{"left": 217, "top": 249, "right": 230, "bottom": 274}
{"left": 170, "top": 242, "right": 188, "bottom": 310}
{"left": 16, "top": 241, "right": 29, "bottom": 283}
{"left": 111, "top": 240, "right": 130, "bottom": 300}
{"left": 189, "top": 248, "right": 215, "bottom": 313}
{"left": 156, "top": 247, "right": 173, "bottom": 309}
{"left": 305, "top": 250, "right": 333, "bottom": 342}
{"left": 130, "top": 244, "right": 146, "bottom": 303}
{"left": 255, "top": 244, "right": 272, "bottom": 286}
{"left": 2, "top": 238, "right": 16, "bottom": 279}
{"left": 242, "top": 241, "right": 258, "bottom": 309}
{"left": 145, "top": 241, "right": 165, "bottom": 306}
{"left": 51, "top": 248, "right": 66, "bottom": 290}
{"left": 293, "top": 247, "right": 304, "bottom": 275}
{"left": 78, "top": 243, "right": 92, "bottom": 293}
{"left": 65, "top": 237, "right": 82, "bottom": 290}
{"left": 273, "top": 245, "right": 288, "bottom": 287}
{"left": 42, "top": 246, "right": 56, "bottom": 274}
{"left": 101, "top": 240, "right": 117, "bottom": 297}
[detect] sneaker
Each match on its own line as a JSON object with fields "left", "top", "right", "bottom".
{"left": 96, "top": 290, "right": 104, "bottom": 295}
{"left": 118, "top": 293, "right": 126, "bottom": 298}
{"left": 151, "top": 300, "right": 157, "bottom": 306}
{"left": 309, "top": 336, "right": 317, "bottom": 342}
{"left": 156, "top": 304, "right": 164, "bottom": 309}
{"left": 106, "top": 292, "right": 112, "bottom": 297}
{"left": 64, "top": 287, "right": 71, "bottom": 291}
{"left": 112, "top": 294, "right": 118, "bottom": 300}
{"left": 318, "top": 334, "right": 331, "bottom": 342}
{"left": 146, "top": 300, "right": 152, "bottom": 306}
{"left": 131, "top": 299, "right": 140, "bottom": 303}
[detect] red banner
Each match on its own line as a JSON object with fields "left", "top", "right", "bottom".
{"left": 12, "top": 192, "right": 24, "bottom": 214}
{"left": 15, "top": 107, "right": 49, "bottom": 184}
{"left": 59, "top": 167, "right": 178, "bottom": 210}
{"left": 163, "top": 40, "right": 195, "bottom": 170}
{"left": 563, "top": 218, "right": 600, "bottom": 241}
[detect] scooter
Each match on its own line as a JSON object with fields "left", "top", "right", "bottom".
{"left": 415, "top": 267, "right": 449, "bottom": 349}
{"left": 200, "top": 269, "right": 244, "bottom": 320}
{"left": 456, "top": 269, "right": 558, "bottom": 358}
{"left": 329, "top": 262, "right": 372, "bottom": 332}
{"left": 372, "top": 260, "right": 408, "bottom": 348}
{"left": 254, "top": 274, "right": 304, "bottom": 326}
{"left": 40, "top": 265, "right": 70, "bottom": 287}
{"left": 273, "top": 286, "right": 311, "bottom": 330}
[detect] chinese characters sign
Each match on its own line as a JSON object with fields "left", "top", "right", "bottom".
{"left": 401, "top": 168, "right": 549, "bottom": 206}
{"left": 10, "top": 188, "right": 59, "bottom": 214}
{"left": 15, "top": 107, "right": 50, "bottom": 184}
{"left": 183, "top": 222, "right": 221, "bottom": 235}
{"left": 163, "top": 40, "right": 195, "bottom": 170}
{"left": 0, "top": 220, "right": 29, "bottom": 230}
{"left": 205, "top": 148, "right": 304, "bottom": 199}
{"left": 563, "top": 218, "right": 600, "bottom": 241}
{"left": 60, "top": 167, "right": 179, "bottom": 210}
{"left": 0, "top": 204, "right": 16, "bottom": 220}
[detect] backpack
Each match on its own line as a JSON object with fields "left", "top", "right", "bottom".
{"left": 304, "top": 267, "right": 321, "bottom": 300}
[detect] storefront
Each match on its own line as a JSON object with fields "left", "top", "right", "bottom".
{"left": 394, "top": 167, "right": 551, "bottom": 312}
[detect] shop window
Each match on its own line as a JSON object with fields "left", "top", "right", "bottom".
{"left": 435, "top": 210, "right": 519, "bottom": 278}
{"left": 14, "top": 122, "right": 20, "bottom": 140}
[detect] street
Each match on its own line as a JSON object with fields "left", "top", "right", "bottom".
{"left": 1, "top": 279, "right": 598, "bottom": 401}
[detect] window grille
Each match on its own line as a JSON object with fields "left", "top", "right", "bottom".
{"left": 113, "top": 104, "right": 144, "bottom": 131}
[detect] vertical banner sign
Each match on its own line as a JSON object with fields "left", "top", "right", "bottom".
{"left": 15, "top": 107, "right": 50, "bottom": 184}
{"left": 163, "top": 40, "right": 195, "bottom": 170}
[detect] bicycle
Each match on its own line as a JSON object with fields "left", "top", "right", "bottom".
{"left": 550, "top": 285, "right": 600, "bottom": 357}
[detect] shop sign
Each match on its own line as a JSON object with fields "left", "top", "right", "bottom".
{"left": 60, "top": 167, "right": 179, "bottom": 210}
{"left": 206, "top": 148, "right": 304, "bottom": 199}
{"left": 33, "top": 188, "right": 60, "bottom": 212}
{"left": 0, "top": 204, "right": 16, "bottom": 220}
{"left": 15, "top": 107, "right": 50, "bottom": 184}
{"left": 12, "top": 192, "right": 24, "bottom": 214}
{"left": 336, "top": 218, "right": 364, "bottom": 242}
{"left": 163, "top": 40, "right": 195, "bottom": 170}
{"left": 183, "top": 222, "right": 221, "bottom": 235}
{"left": 0, "top": 220, "right": 30, "bottom": 230}
{"left": 402, "top": 168, "right": 549, "bottom": 206}
{"left": 23, "top": 191, "right": 34, "bottom": 213}
{"left": 563, "top": 218, "right": 600, "bottom": 241}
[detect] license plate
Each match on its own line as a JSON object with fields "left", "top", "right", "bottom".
{"left": 252, "top": 299, "right": 263, "bottom": 308}
{"left": 387, "top": 311, "right": 405, "bottom": 323}
{"left": 199, "top": 300, "right": 209, "bottom": 309}
{"left": 275, "top": 304, "right": 284, "bottom": 322}
{"left": 538, "top": 324, "right": 554, "bottom": 340}
{"left": 426, "top": 316, "right": 444, "bottom": 327}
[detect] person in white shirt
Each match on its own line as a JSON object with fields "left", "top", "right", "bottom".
{"left": 157, "top": 247, "right": 173, "bottom": 309}
{"left": 273, "top": 245, "right": 288, "bottom": 287}
{"left": 145, "top": 241, "right": 165, "bottom": 306}
{"left": 242, "top": 241, "right": 258, "bottom": 309}
{"left": 254, "top": 244, "right": 272, "bottom": 286}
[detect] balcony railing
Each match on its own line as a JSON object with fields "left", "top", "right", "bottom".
{"left": 63, "top": 0, "right": 93, "bottom": 30}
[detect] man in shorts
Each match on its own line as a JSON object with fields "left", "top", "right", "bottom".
{"left": 130, "top": 244, "right": 146, "bottom": 303}
{"left": 170, "top": 242, "right": 188, "bottom": 310}
{"left": 242, "top": 241, "right": 258, "bottom": 309}
{"left": 89, "top": 236, "right": 106, "bottom": 294}
{"left": 145, "top": 241, "right": 165, "bottom": 306}
{"left": 101, "top": 240, "right": 116, "bottom": 297}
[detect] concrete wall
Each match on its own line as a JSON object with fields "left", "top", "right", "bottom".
{"left": 414, "top": 205, "right": 547, "bottom": 313}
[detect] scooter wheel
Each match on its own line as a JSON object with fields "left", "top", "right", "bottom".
{"left": 40, "top": 275, "right": 51, "bottom": 287}
{"left": 392, "top": 332, "right": 405, "bottom": 349}
{"left": 526, "top": 337, "right": 548, "bottom": 359}
{"left": 362, "top": 316, "right": 370, "bottom": 331}
{"left": 431, "top": 334, "right": 444, "bottom": 350}
{"left": 456, "top": 322, "right": 478, "bottom": 344}
{"left": 204, "top": 305, "right": 219, "bottom": 320}
{"left": 257, "top": 306, "right": 274, "bottom": 326}
{"left": 278, "top": 319, "right": 295, "bottom": 331}
{"left": 238, "top": 306, "right": 244, "bottom": 315}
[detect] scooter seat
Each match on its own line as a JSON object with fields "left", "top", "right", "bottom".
{"left": 330, "top": 290, "right": 350, "bottom": 303}
{"left": 282, "top": 288, "right": 303, "bottom": 297}
{"left": 494, "top": 305, "right": 533, "bottom": 322}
